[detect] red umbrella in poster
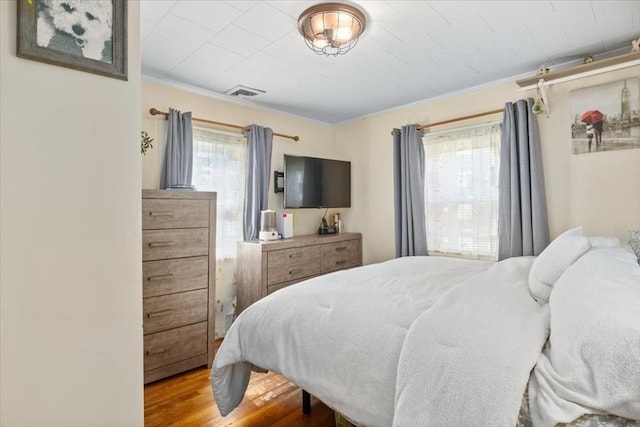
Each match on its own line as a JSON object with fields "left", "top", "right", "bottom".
{"left": 581, "top": 110, "right": 604, "bottom": 124}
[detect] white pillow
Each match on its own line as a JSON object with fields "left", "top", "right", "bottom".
{"left": 528, "top": 226, "right": 590, "bottom": 304}
{"left": 589, "top": 236, "right": 620, "bottom": 249}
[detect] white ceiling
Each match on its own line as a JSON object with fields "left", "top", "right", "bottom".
{"left": 141, "top": 1, "right": 640, "bottom": 125}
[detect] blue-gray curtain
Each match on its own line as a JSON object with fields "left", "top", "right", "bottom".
{"left": 160, "top": 108, "right": 193, "bottom": 189}
{"left": 393, "top": 124, "right": 428, "bottom": 257}
{"left": 243, "top": 125, "right": 273, "bottom": 241}
{"left": 498, "top": 99, "right": 550, "bottom": 260}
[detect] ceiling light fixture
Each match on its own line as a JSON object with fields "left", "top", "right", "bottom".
{"left": 297, "top": 2, "right": 366, "bottom": 56}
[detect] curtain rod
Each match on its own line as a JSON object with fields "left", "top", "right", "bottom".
{"left": 418, "top": 108, "right": 505, "bottom": 130}
{"left": 149, "top": 108, "right": 300, "bottom": 142}
{"left": 390, "top": 107, "right": 513, "bottom": 135}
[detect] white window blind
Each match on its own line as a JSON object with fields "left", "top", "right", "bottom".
{"left": 192, "top": 127, "right": 246, "bottom": 259}
{"left": 423, "top": 122, "right": 501, "bottom": 260}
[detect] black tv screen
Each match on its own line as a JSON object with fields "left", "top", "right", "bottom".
{"left": 284, "top": 155, "right": 351, "bottom": 208}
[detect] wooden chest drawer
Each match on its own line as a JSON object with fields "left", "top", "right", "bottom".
{"left": 267, "top": 246, "right": 320, "bottom": 285}
{"left": 142, "top": 228, "right": 209, "bottom": 261}
{"left": 321, "top": 239, "right": 361, "bottom": 273}
{"left": 142, "top": 198, "right": 209, "bottom": 230}
{"left": 143, "top": 289, "right": 208, "bottom": 334}
{"left": 143, "top": 256, "right": 208, "bottom": 298}
{"left": 236, "top": 233, "right": 362, "bottom": 315}
{"left": 268, "top": 246, "right": 320, "bottom": 268}
{"left": 144, "top": 322, "right": 207, "bottom": 372}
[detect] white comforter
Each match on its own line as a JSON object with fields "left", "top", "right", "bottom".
{"left": 211, "top": 255, "right": 550, "bottom": 426}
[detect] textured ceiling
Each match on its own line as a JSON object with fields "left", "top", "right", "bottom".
{"left": 141, "top": 1, "right": 640, "bottom": 124}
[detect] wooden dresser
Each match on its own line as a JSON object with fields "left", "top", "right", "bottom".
{"left": 236, "top": 233, "right": 362, "bottom": 314}
{"left": 141, "top": 189, "right": 216, "bottom": 384}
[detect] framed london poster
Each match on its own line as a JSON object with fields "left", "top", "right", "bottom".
{"left": 570, "top": 78, "right": 640, "bottom": 154}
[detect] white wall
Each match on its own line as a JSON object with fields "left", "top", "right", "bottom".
{"left": 534, "top": 70, "right": 640, "bottom": 239}
{"left": 0, "top": 2, "right": 143, "bottom": 426}
{"left": 335, "top": 67, "right": 640, "bottom": 264}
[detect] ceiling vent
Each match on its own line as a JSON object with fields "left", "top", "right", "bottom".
{"left": 224, "top": 85, "right": 266, "bottom": 98}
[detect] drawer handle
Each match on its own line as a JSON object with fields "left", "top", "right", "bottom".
{"left": 289, "top": 268, "right": 304, "bottom": 275}
{"left": 147, "top": 309, "right": 172, "bottom": 318}
{"left": 146, "top": 347, "right": 171, "bottom": 356}
{"left": 335, "top": 260, "right": 347, "bottom": 266}
{"left": 288, "top": 252, "right": 303, "bottom": 259}
{"left": 147, "top": 273, "right": 174, "bottom": 282}
{"left": 335, "top": 246, "right": 348, "bottom": 251}
{"left": 149, "top": 211, "right": 174, "bottom": 217}
{"left": 148, "top": 241, "right": 174, "bottom": 248}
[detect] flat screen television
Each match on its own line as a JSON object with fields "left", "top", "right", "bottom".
{"left": 283, "top": 155, "right": 351, "bottom": 209}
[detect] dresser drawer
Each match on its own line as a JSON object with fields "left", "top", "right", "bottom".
{"left": 142, "top": 198, "right": 209, "bottom": 230}
{"left": 143, "top": 228, "right": 209, "bottom": 261}
{"left": 143, "top": 289, "right": 208, "bottom": 334}
{"left": 268, "top": 246, "right": 320, "bottom": 269}
{"left": 144, "top": 322, "right": 207, "bottom": 372}
{"left": 267, "top": 246, "right": 320, "bottom": 285}
{"left": 321, "top": 239, "right": 361, "bottom": 273}
{"left": 143, "top": 256, "right": 208, "bottom": 298}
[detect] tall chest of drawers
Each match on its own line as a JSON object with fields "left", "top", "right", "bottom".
{"left": 141, "top": 189, "right": 216, "bottom": 383}
{"left": 236, "top": 233, "right": 362, "bottom": 314}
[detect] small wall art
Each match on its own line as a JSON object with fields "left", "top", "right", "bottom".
{"left": 17, "top": 0, "right": 127, "bottom": 80}
{"left": 570, "top": 78, "right": 640, "bottom": 154}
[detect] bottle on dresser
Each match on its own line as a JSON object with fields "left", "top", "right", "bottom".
{"left": 333, "top": 213, "right": 343, "bottom": 234}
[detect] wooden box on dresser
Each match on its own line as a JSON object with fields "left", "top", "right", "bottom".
{"left": 141, "top": 189, "right": 216, "bottom": 384}
{"left": 236, "top": 233, "right": 362, "bottom": 314}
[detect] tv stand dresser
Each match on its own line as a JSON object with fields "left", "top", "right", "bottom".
{"left": 236, "top": 233, "right": 362, "bottom": 314}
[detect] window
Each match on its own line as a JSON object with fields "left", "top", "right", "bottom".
{"left": 423, "top": 122, "right": 501, "bottom": 260}
{"left": 191, "top": 127, "right": 246, "bottom": 260}
{"left": 192, "top": 127, "right": 246, "bottom": 339}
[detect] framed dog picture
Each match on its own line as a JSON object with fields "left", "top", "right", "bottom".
{"left": 17, "top": 0, "right": 127, "bottom": 80}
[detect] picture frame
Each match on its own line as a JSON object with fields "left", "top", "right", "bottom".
{"left": 570, "top": 78, "right": 640, "bottom": 154}
{"left": 17, "top": 0, "right": 127, "bottom": 81}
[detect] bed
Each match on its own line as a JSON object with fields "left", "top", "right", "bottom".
{"left": 211, "top": 228, "right": 640, "bottom": 426}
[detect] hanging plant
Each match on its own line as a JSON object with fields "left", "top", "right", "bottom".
{"left": 141, "top": 131, "right": 154, "bottom": 155}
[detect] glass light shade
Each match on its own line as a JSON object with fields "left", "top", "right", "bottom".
{"left": 335, "top": 25, "right": 353, "bottom": 42}
{"left": 297, "top": 3, "right": 366, "bottom": 56}
{"left": 312, "top": 38, "right": 329, "bottom": 49}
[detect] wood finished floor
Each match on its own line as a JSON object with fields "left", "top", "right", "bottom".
{"left": 144, "top": 367, "right": 336, "bottom": 427}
